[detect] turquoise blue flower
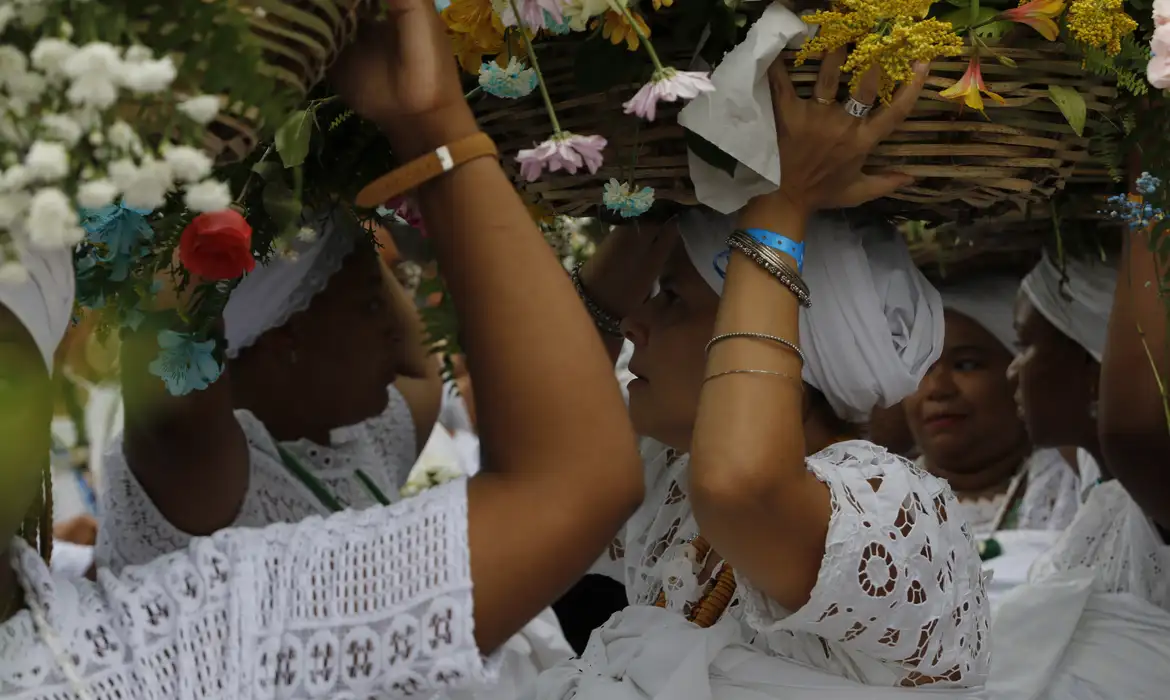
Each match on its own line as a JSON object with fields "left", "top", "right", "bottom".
{"left": 602, "top": 179, "right": 655, "bottom": 218}
{"left": 1136, "top": 172, "right": 1162, "bottom": 196}
{"left": 148, "top": 330, "right": 223, "bottom": 396}
{"left": 544, "top": 10, "right": 572, "bottom": 34}
{"left": 478, "top": 58, "right": 538, "bottom": 99}
{"left": 80, "top": 203, "right": 154, "bottom": 282}
{"left": 73, "top": 254, "right": 106, "bottom": 309}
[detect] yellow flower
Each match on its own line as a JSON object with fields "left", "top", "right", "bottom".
{"left": 1065, "top": 0, "right": 1138, "bottom": 55}
{"left": 939, "top": 56, "right": 1006, "bottom": 112}
{"left": 449, "top": 29, "right": 501, "bottom": 73}
{"left": 592, "top": 9, "right": 650, "bottom": 51}
{"left": 443, "top": 0, "right": 506, "bottom": 48}
{"left": 652, "top": 0, "right": 673, "bottom": 9}
{"left": 1001, "top": 0, "right": 1066, "bottom": 41}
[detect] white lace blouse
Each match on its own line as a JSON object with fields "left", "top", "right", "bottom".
{"left": 942, "top": 449, "right": 1082, "bottom": 538}
{"left": 0, "top": 480, "right": 493, "bottom": 700}
{"left": 96, "top": 386, "right": 416, "bottom": 571}
{"left": 595, "top": 439, "right": 990, "bottom": 688}
{"left": 1030, "top": 479, "right": 1170, "bottom": 610}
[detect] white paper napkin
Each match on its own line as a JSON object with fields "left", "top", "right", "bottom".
{"left": 677, "top": 2, "right": 810, "bottom": 214}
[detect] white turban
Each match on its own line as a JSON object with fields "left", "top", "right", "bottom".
{"left": 679, "top": 208, "right": 944, "bottom": 423}
{"left": 1020, "top": 252, "right": 1117, "bottom": 363}
{"left": 223, "top": 210, "right": 356, "bottom": 357}
{"left": 939, "top": 276, "right": 1020, "bottom": 354}
{"left": 0, "top": 244, "right": 75, "bottom": 374}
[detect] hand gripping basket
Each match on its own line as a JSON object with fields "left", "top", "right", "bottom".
{"left": 474, "top": 40, "right": 1117, "bottom": 223}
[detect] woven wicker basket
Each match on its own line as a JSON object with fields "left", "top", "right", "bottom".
{"left": 475, "top": 40, "right": 1116, "bottom": 222}
{"left": 200, "top": 0, "right": 375, "bottom": 164}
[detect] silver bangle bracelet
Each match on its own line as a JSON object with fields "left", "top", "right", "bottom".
{"left": 571, "top": 263, "right": 624, "bottom": 337}
{"left": 705, "top": 331, "right": 806, "bottom": 366}
{"left": 726, "top": 233, "right": 811, "bottom": 307}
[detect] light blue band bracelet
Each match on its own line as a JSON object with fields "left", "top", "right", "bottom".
{"left": 742, "top": 228, "right": 804, "bottom": 272}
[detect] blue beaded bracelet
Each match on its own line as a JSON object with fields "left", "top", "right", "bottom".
{"left": 741, "top": 228, "right": 804, "bottom": 272}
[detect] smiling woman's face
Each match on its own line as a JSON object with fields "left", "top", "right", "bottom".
{"left": 904, "top": 309, "right": 1028, "bottom": 474}
{"left": 0, "top": 305, "right": 53, "bottom": 542}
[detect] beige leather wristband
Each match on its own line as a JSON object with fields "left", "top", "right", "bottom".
{"left": 355, "top": 132, "right": 499, "bottom": 208}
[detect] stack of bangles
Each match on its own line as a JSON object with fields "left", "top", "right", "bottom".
{"left": 705, "top": 227, "right": 808, "bottom": 387}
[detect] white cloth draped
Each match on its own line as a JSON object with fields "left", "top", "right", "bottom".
{"left": 0, "top": 243, "right": 75, "bottom": 372}
{"left": 676, "top": 3, "right": 810, "bottom": 214}
{"left": 678, "top": 208, "right": 944, "bottom": 422}
{"left": 987, "top": 570, "right": 1170, "bottom": 700}
{"left": 1020, "top": 253, "right": 1116, "bottom": 362}
{"left": 530, "top": 606, "right": 987, "bottom": 700}
{"left": 222, "top": 210, "right": 355, "bottom": 357}
{"left": 939, "top": 276, "right": 1020, "bottom": 354}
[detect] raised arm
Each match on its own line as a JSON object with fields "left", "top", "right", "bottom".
{"left": 1099, "top": 222, "right": 1170, "bottom": 528}
{"left": 328, "top": 1, "right": 642, "bottom": 652}
{"left": 688, "top": 53, "right": 926, "bottom": 611}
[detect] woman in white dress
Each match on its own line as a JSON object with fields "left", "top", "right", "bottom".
{"left": 0, "top": 6, "right": 643, "bottom": 698}
{"left": 982, "top": 249, "right": 1170, "bottom": 699}
{"left": 541, "top": 53, "right": 989, "bottom": 700}
{"left": 904, "top": 276, "right": 1081, "bottom": 538}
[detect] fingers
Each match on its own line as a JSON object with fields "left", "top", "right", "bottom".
{"left": 851, "top": 65, "right": 881, "bottom": 107}
{"left": 813, "top": 49, "right": 847, "bottom": 104}
{"left": 866, "top": 62, "right": 929, "bottom": 142}
{"left": 767, "top": 53, "right": 798, "bottom": 106}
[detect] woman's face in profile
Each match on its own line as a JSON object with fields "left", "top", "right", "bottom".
{"left": 0, "top": 305, "right": 54, "bottom": 541}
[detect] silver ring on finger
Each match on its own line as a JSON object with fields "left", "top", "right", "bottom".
{"left": 843, "top": 97, "right": 873, "bottom": 118}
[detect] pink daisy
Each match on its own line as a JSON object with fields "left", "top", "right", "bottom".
{"left": 623, "top": 69, "right": 715, "bottom": 122}
{"left": 516, "top": 132, "right": 608, "bottom": 182}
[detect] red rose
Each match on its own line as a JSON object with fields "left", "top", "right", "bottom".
{"left": 178, "top": 210, "right": 256, "bottom": 280}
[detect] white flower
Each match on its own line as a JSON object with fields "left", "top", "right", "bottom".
{"left": 76, "top": 179, "right": 119, "bottom": 209}
{"left": 0, "top": 262, "right": 29, "bottom": 285}
{"left": 184, "top": 179, "right": 231, "bottom": 212}
{"left": 114, "top": 159, "right": 172, "bottom": 211}
{"left": 177, "top": 95, "right": 221, "bottom": 125}
{"left": 26, "top": 188, "right": 83, "bottom": 249}
{"left": 0, "top": 6, "right": 15, "bottom": 35}
{"left": 40, "top": 114, "right": 83, "bottom": 145}
{"left": 162, "top": 144, "right": 212, "bottom": 183}
{"left": 24, "top": 141, "right": 70, "bottom": 181}
{"left": 0, "top": 165, "right": 29, "bottom": 192}
{"left": 6, "top": 70, "right": 46, "bottom": 108}
{"left": 123, "top": 46, "right": 153, "bottom": 64}
{"left": 0, "top": 45, "right": 29, "bottom": 78}
{"left": 296, "top": 227, "right": 318, "bottom": 243}
{"left": 0, "top": 191, "right": 30, "bottom": 229}
{"left": 562, "top": 0, "right": 611, "bottom": 30}
{"left": 106, "top": 120, "right": 142, "bottom": 154}
{"left": 62, "top": 43, "right": 123, "bottom": 109}
{"left": 30, "top": 38, "right": 77, "bottom": 77}
{"left": 121, "top": 56, "right": 176, "bottom": 93}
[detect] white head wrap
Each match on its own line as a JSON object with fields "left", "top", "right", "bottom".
{"left": 679, "top": 208, "right": 944, "bottom": 423}
{"left": 1020, "top": 252, "right": 1116, "bottom": 362}
{"left": 0, "top": 244, "right": 75, "bottom": 374}
{"left": 223, "top": 211, "right": 356, "bottom": 358}
{"left": 938, "top": 276, "right": 1020, "bottom": 354}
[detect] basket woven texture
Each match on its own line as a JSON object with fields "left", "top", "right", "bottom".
{"left": 475, "top": 40, "right": 1117, "bottom": 222}
{"left": 202, "top": 0, "right": 375, "bottom": 164}
{"left": 652, "top": 537, "right": 737, "bottom": 629}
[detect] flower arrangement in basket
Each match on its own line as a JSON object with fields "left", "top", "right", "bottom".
{"left": 0, "top": 0, "right": 391, "bottom": 396}
{"left": 442, "top": 0, "right": 1161, "bottom": 222}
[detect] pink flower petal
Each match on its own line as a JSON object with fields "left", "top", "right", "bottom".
{"left": 622, "top": 71, "right": 715, "bottom": 122}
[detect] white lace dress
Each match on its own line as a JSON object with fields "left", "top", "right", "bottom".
{"left": 987, "top": 480, "right": 1170, "bottom": 699}
{"left": 1, "top": 481, "right": 494, "bottom": 700}
{"left": 96, "top": 386, "right": 416, "bottom": 571}
{"left": 534, "top": 439, "right": 990, "bottom": 700}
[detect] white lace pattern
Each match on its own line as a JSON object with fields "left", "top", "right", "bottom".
{"left": 96, "top": 386, "right": 416, "bottom": 572}
{"left": 1, "top": 480, "right": 494, "bottom": 700}
{"left": 594, "top": 439, "right": 990, "bottom": 688}
{"left": 1030, "top": 479, "right": 1170, "bottom": 611}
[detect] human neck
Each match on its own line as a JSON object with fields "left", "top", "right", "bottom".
{"left": 233, "top": 383, "right": 335, "bottom": 446}
{"left": 804, "top": 416, "right": 859, "bottom": 456}
{"left": 927, "top": 441, "right": 1031, "bottom": 500}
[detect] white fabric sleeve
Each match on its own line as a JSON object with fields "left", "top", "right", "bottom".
{"left": 738, "top": 442, "right": 990, "bottom": 687}
{"left": 92, "top": 479, "right": 496, "bottom": 699}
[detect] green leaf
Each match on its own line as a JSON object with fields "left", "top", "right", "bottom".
{"left": 974, "top": 20, "right": 1013, "bottom": 42}
{"left": 251, "top": 161, "right": 284, "bottom": 181}
{"left": 1048, "top": 85, "right": 1087, "bottom": 137}
{"left": 683, "top": 129, "right": 737, "bottom": 179}
{"left": 274, "top": 110, "right": 314, "bottom": 169}
{"left": 994, "top": 53, "right": 1018, "bottom": 68}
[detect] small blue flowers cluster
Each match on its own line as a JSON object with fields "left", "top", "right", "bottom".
{"left": 479, "top": 58, "right": 539, "bottom": 99}
{"left": 148, "top": 330, "right": 224, "bottom": 396}
{"left": 1103, "top": 172, "right": 1164, "bottom": 230}
{"left": 602, "top": 179, "right": 656, "bottom": 218}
